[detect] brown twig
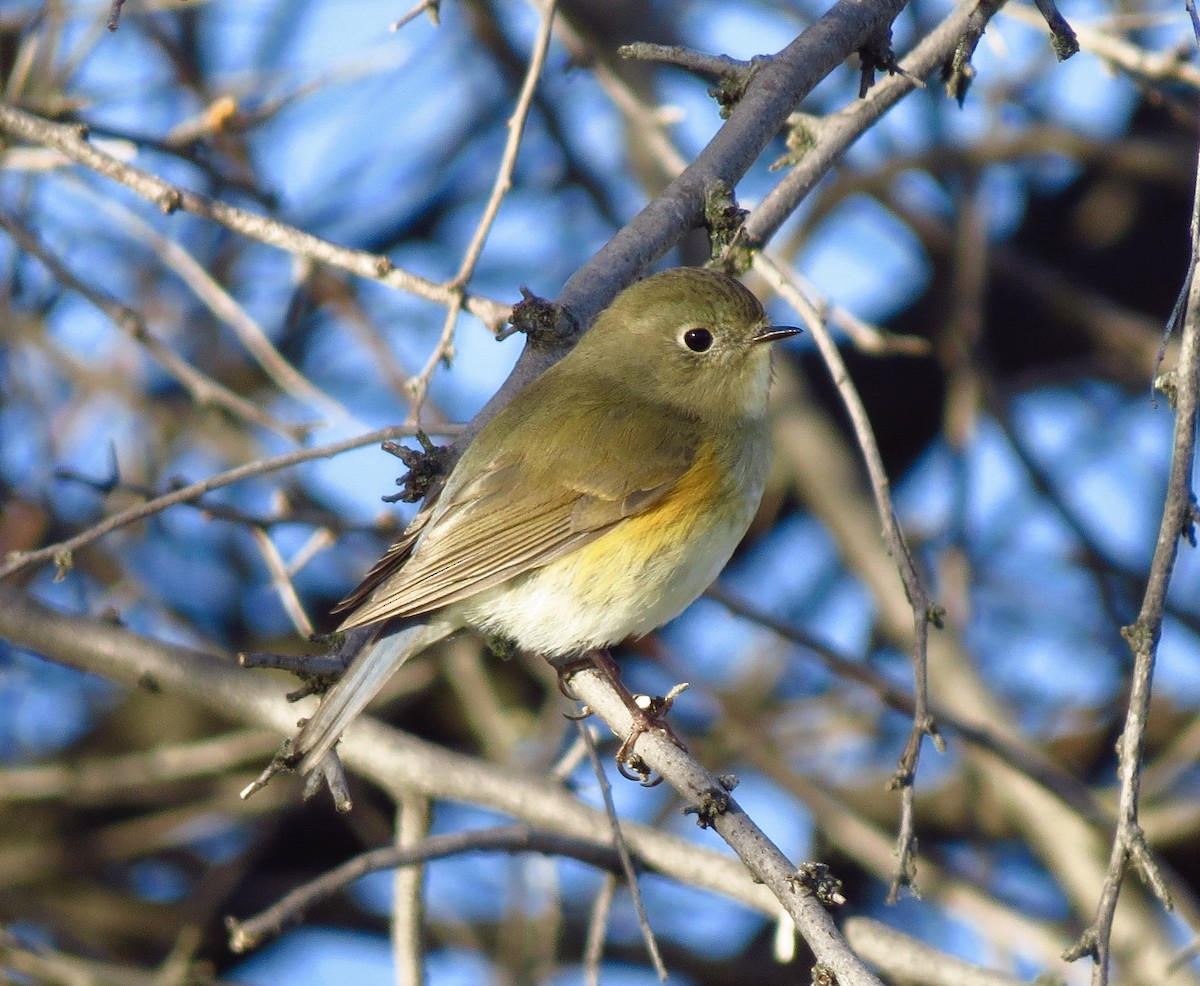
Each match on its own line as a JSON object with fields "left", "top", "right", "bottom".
{"left": 617, "top": 42, "right": 750, "bottom": 81}
{"left": 1064, "top": 144, "right": 1200, "bottom": 986}
{"left": 0, "top": 424, "right": 461, "bottom": 582}
{"left": 0, "top": 101, "right": 512, "bottom": 331}
{"left": 753, "top": 252, "right": 941, "bottom": 899}
{"left": 226, "top": 824, "right": 628, "bottom": 952}
{"left": 0, "top": 207, "right": 308, "bottom": 440}
{"left": 576, "top": 719, "right": 667, "bottom": 980}
{"left": 405, "top": 0, "right": 559, "bottom": 421}
{"left": 392, "top": 794, "right": 430, "bottom": 986}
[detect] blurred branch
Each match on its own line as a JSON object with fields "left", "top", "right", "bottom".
{"left": 767, "top": 362, "right": 1194, "bottom": 983}
{"left": 0, "top": 926, "right": 219, "bottom": 986}
{"left": 705, "top": 585, "right": 1107, "bottom": 826}
{"left": 0, "top": 424, "right": 462, "bottom": 583}
{"left": 392, "top": 794, "right": 430, "bottom": 986}
{"left": 0, "top": 730, "right": 278, "bottom": 803}
{"left": 0, "top": 207, "right": 308, "bottom": 440}
{"left": 91, "top": 194, "right": 357, "bottom": 429}
{"left": 576, "top": 719, "right": 666, "bottom": 979}
{"left": 1004, "top": 3, "right": 1200, "bottom": 90}
{"left": 1065, "top": 145, "right": 1200, "bottom": 985}
{"left": 228, "top": 823, "right": 626, "bottom": 952}
{"left": 844, "top": 917, "right": 1030, "bottom": 986}
{"left": 0, "top": 585, "right": 881, "bottom": 985}
{"left": 0, "top": 101, "right": 513, "bottom": 330}
{"left": 0, "top": 586, "right": 780, "bottom": 919}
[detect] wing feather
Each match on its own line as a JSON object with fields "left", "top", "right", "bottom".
{"left": 337, "top": 380, "right": 699, "bottom": 630}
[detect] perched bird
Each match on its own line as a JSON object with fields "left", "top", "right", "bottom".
{"left": 286, "top": 267, "right": 799, "bottom": 790}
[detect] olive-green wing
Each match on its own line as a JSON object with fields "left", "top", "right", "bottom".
{"left": 336, "top": 402, "right": 697, "bottom": 630}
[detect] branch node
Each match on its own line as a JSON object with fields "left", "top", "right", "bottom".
{"left": 704, "top": 180, "right": 751, "bottom": 273}
{"left": 1062, "top": 928, "right": 1098, "bottom": 963}
{"left": 706, "top": 57, "right": 765, "bottom": 119}
{"left": 810, "top": 963, "right": 837, "bottom": 986}
{"left": 681, "top": 784, "right": 732, "bottom": 828}
{"left": 499, "top": 287, "right": 577, "bottom": 349}
{"left": 788, "top": 862, "right": 846, "bottom": 907}
{"left": 157, "top": 188, "right": 183, "bottom": 214}
{"left": 382, "top": 431, "right": 453, "bottom": 504}
{"left": 769, "top": 113, "right": 820, "bottom": 172}
{"left": 52, "top": 548, "right": 74, "bottom": 582}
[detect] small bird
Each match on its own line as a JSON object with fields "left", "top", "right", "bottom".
{"left": 287, "top": 267, "right": 799, "bottom": 787}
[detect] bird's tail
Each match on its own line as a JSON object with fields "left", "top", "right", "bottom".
{"left": 293, "top": 621, "right": 453, "bottom": 778}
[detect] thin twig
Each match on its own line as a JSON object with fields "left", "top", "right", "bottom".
{"left": 92, "top": 193, "right": 357, "bottom": 428}
{"left": 1030, "top": 0, "right": 1079, "bottom": 60}
{"left": 406, "top": 0, "right": 559, "bottom": 420}
{"left": 704, "top": 585, "right": 1109, "bottom": 827}
{"left": 1065, "top": 141, "right": 1200, "bottom": 986}
{"left": 250, "top": 528, "right": 315, "bottom": 638}
{"left": 0, "top": 424, "right": 462, "bottom": 582}
{"left": 753, "top": 251, "right": 939, "bottom": 899}
{"left": 576, "top": 720, "right": 667, "bottom": 980}
{"left": 742, "top": 0, "right": 979, "bottom": 249}
{"left": 0, "top": 730, "right": 278, "bottom": 802}
{"left": 226, "top": 824, "right": 627, "bottom": 952}
{"left": 583, "top": 873, "right": 618, "bottom": 986}
{"left": 391, "top": 0, "right": 441, "bottom": 30}
{"left": 1004, "top": 5, "right": 1199, "bottom": 89}
{"left": 562, "top": 669, "right": 881, "bottom": 986}
{"left": 618, "top": 43, "right": 750, "bottom": 81}
{"left": 0, "top": 101, "right": 512, "bottom": 331}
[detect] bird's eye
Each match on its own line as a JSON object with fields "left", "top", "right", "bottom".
{"left": 683, "top": 327, "right": 713, "bottom": 352}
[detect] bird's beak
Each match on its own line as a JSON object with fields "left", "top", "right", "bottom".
{"left": 752, "top": 325, "right": 803, "bottom": 345}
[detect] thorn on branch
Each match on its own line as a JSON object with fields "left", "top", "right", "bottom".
{"left": 498, "top": 287, "right": 577, "bottom": 349}
{"left": 381, "top": 431, "right": 453, "bottom": 504}
{"left": 391, "top": 0, "right": 442, "bottom": 31}
{"left": 857, "top": 30, "right": 922, "bottom": 98}
{"left": 158, "top": 188, "right": 183, "bottom": 214}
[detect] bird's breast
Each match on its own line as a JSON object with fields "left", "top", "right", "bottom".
{"left": 459, "top": 426, "right": 771, "bottom": 655}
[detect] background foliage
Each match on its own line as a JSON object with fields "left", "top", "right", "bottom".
{"left": 1, "top": 0, "right": 1199, "bottom": 984}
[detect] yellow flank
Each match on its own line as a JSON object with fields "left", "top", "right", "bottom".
{"left": 575, "top": 440, "right": 727, "bottom": 568}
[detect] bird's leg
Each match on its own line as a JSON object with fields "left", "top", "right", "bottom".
{"left": 550, "top": 649, "right": 688, "bottom": 784}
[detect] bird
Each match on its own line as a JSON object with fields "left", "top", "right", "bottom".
{"left": 283, "top": 266, "right": 799, "bottom": 792}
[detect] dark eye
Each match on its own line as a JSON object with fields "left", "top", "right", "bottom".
{"left": 683, "top": 327, "right": 713, "bottom": 352}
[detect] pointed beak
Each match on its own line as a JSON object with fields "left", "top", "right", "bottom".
{"left": 752, "top": 324, "right": 803, "bottom": 345}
